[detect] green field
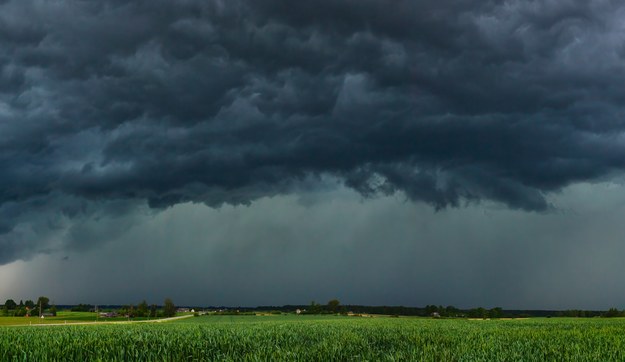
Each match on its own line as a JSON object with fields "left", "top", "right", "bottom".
{"left": 0, "top": 311, "right": 159, "bottom": 326}
{"left": 2, "top": 315, "right": 625, "bottom": 361}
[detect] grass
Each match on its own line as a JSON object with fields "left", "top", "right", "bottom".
{"left": 0, "top": 311, "right": 160, "bottom": 326}
{"left": 2, "top": 315, "right": 625, "bottom": 360}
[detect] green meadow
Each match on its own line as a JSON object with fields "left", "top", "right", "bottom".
{"left": 2, "top": 315, "right": 625, "bottom": 361}
{"left": 0, "top": 311, "right": 154, "bottom": 326}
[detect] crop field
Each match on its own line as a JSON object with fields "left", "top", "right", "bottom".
{"left": 2, "top": 315, "right": 625, "bottom": 361}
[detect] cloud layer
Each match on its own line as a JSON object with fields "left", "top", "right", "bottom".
{"left": 3, "top": 182, "right": 625, "bottom": 309}
{"left": 2, "top": 0, "right": 625, "bottom": 263}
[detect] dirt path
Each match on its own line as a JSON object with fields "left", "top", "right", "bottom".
{"left": 15, "top": 314, "right": 194, "bottom": 327}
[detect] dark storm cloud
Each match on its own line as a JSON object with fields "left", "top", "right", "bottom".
{"left": 1, "top": 0, "right": 625, "bottom": 262}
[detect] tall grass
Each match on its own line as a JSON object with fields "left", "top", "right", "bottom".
{"left": 2, "top": 316, "right": 625, "bottom": 361}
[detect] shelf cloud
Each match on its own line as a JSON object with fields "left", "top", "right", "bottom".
{"left": 1, "top": 0, "right": 625, "bottom": 285}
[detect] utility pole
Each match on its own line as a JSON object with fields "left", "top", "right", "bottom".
{"left": 39, "top": 299, "right": 42, "bottom": 318}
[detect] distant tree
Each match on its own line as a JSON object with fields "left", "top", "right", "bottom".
{"left": 37, "top": 296, "right": 50, "bottom": 311}
{"left": 25, "top": 300, "right": 34, "bottom": 309}
{"left": 562, "top": 310, "right": 576, "bottom": 317}
{"left": 50, "top": 305, "right": 57, "bottom": 317}
{"left": 469, "top": 307, "right": 488, "bottom": 319}
{"left": 489, "top": 307, "right": 503, "bottom": 319}
{"left": 163, "top": 298, "right": 176, "bottom": 318}
{"left": 150, "top": 304, "right": 158, "bottom": 318}
{"left": 605, "top": 308, "right": 622, "bottom": 318}
{"left": 1, "top": 305, "right": 8, "bottom": 317}
{"left": 137, "top": 300, "right": 149, "bottom": 317}
{"left": 4, "top": 299, "right": 17, "bottom": 310}
{"left": 445, "top": 306, "right": 459, "bottom": 317}
{"left": 327, "top": 299, "right": 340, "bottom": 313}
{"left": 478, "top": 307, "right": 488, "bottom": 319}
{"left": 425, "top": 305, "right": 438, "bottom": 315}
{"left": 118, "top": 305, "right": 130, "bottom": 317}
{"left": 309, "top": 301, "right": 322, "bottom": 314}
{"left": 117, "top": 305, "right": 135, "bottom": 318}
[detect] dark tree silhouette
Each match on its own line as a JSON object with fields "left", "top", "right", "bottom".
{"left": 327, "top": 299, "right": 340, "bottom": 313}
{"left": 163, "top": 298, "right": 176, "bottom": 318}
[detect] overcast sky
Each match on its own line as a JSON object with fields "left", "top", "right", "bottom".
{"left": 1, "top": 0, "right": 625, "bottom": 309}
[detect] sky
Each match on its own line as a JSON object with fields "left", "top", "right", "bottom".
{"left": 1, "top": 0, "right": 625, "bottom": 309}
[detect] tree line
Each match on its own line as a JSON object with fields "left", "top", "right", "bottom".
{"left": 294, "top": 301, "right": 499, "bottom": 317}
{"left": 1, "top": 296, "right": 55, "bottom": 317}
{"left": 116, "top": 298, "right": 176, "bottom": 318}
{"left": 1, "top": 297, "right": 177, "bottom": 318}
{"left": 275, "top": 302, "right": 625, "bottom": 318}
{"left": 4, "top": 297, "right": 624, "bottom": 319}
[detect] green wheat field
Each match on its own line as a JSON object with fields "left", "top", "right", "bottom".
{"left": 3, "top": 314, "right": 625, "bottom": 361}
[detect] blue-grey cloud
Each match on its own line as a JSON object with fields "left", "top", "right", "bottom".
{"left": 1, "top": 0, "right": 625, "bottom": 263}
